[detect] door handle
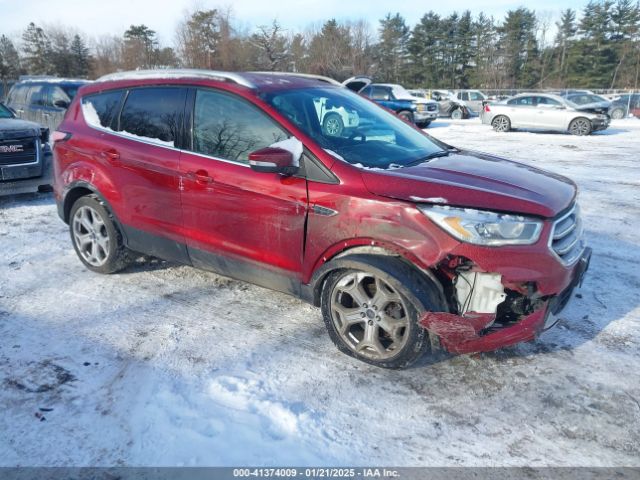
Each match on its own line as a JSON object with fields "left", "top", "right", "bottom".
{"left": 187, "top": 169, "right": 214, "bottom": 185}
{"left": 100, "top": 149, "right": 120, "bottom": 161}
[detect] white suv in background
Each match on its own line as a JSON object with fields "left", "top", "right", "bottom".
{"left": 313, "top": 97, "right": 359, "bottom": 136}
{"left": 454, "top": 90, "right": 488, "bottom": 115}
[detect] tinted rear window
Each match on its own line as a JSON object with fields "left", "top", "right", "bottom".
{"left": 82, "top": 90, "right": 124, "bottom": 128}
{"left": 118, "top": 87, "right": 187, "bottom": 146}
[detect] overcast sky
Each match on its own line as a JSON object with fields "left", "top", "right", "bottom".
{"left": 0, "top": 0, "right": 587, "bottom": 44}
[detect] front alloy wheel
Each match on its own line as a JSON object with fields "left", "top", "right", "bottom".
{"left": 329, "top": 271, "right": 411, "bottom": 361}
{"left": 569, "top": 117, "right": 592, "bottom": 136}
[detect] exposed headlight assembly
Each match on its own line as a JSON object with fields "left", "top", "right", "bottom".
{"left": 418, "top": 205, "right": 543, "bottom": 246}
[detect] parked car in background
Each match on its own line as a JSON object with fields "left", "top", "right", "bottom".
{"left": 343, "top": 77, "right": 438, "bottom": 128}
{"left": 53, "top": 70, "right": 590, "bottom": 368}
{"left": 0, "top": 102, "right": 52, "bottom": 195}
{"left": 608, "top": 93, "right": 640, "bottom": 119}
{"left": 6, "top": 78, "right": 90, "bottom": 132}
{"left": 482, "top": 93, "right": 610, "bottom": 135}
{"left": 429, "top": 90, "right": 471, "bottom": 119}
{"left": 453, "top": 89, "right": 488, "bottom": 115}
{"left": 560, "top": 92, "right": 614, "bottom": 117}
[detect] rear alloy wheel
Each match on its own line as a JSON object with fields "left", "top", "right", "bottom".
{"left": 69, "top": 195, "right": 132, "bottom": 274}
{"left": 323, "top": 113, "right": 344, "bottom": 137}
{"left": 451, "top": 108, "right": 464, "bottom": 120}
{"left": 492, "top": 115, "right": 511, "bottom": 132}
{"left": 322, "top": 266, "right": 431, "bottom": 369}
{"left": 569, "top": 117, "right": 592, "bottom": 136}
{"left": 610, "top": 108, "right": 625, "bottom": 120}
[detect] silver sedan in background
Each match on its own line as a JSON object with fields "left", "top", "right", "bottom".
{"left": 482, "top": 93, "right": 610, "bottom": 135}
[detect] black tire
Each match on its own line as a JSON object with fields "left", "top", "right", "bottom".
{"left": 69, "top": 194, "right": 132, "bottom": 274}
{"left": 398, "top": 110, "right": 415, "bottom": 124}
{"left": 322, "top": 113, "right": 344, "bottom": 136}
{"left": 416, "top": 120, "right": 432, "bottom": 129}
{"left": 569, "top": 117, "right": 592, "bottom": 136}
{"left": 450, "top": 108, "right": 463, "bottom": 120}
{"left": 320, "top": 255, "right": 446, "bottom": 369}
{"left": 610, "top": 108, "right": 625, "bottom": 120}
{"left": 491, "top": 115, "right": 511, "bottom": 132}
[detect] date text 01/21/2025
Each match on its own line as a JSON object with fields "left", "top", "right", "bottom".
{"left": 232, "top": 468, "right": 400, "bottom": 478}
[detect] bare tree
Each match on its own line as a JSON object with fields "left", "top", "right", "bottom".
{"left": 250, "top": 20, "right": 289, "bottom": 71}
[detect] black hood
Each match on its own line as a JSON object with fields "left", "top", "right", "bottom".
{"left": 0, "top": 118, "right": 43, "bottom": 141}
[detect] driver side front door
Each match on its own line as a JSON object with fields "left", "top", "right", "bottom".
{"left": 179, "top": 88, "right": 309, "bottom": 295}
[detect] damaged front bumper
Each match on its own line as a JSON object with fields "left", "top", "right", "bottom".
{"left": 420, "top": 247, "right": 591, "bottom": 354}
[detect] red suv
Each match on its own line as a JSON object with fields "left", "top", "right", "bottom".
{"left": 53, "top": 70, "right": 591, "bottom": 369}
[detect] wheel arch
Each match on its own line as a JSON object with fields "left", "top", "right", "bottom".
{"left": 306, "top": 247, "right": 447, "bottom": 309}
{"left": 62, "top": 181, "right": 121, "bottom": 228}
{"left": 566, "top": 115, "right": 592, "bottom": 131}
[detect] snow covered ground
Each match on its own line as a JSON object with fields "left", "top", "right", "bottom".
{"left": 1, "top": 118, "right": 639, "bottom": 467}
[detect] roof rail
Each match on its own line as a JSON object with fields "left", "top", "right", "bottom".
{"left": 249, "top": 71, "right": 343, "bottom": 86}
{"left": 96, "top": 69, "right": 255, "bottom": 89}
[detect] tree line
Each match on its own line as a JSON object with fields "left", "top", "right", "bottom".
{"left": 1, "top": 0, "right": 639, "bottom": 92}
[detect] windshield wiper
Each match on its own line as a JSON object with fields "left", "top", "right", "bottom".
{"left": 404, "top": 150, "right": 450, "bottom": 167}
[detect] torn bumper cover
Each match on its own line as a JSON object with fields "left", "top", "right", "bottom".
{"left": 420, "top": 247, "right": 591, "bottom": 354}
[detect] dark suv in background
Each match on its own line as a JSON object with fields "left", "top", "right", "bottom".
{"left": 0, "top": 102, "right": 51, "bottom": 195}
{"left": 6, "top": 78, "right": 90, "bottom": 132}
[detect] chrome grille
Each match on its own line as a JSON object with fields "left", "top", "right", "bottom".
{"left": 550, "top": 204, "right": 585, "bottom": 265}
{"left": 0, "top": 138, "right": 38, "bottom": 166}
{"left": 427, "top": 104, "right": 438, "bottom": 112}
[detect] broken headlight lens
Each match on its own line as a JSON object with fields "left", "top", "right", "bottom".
{"left": 418, "top": 205, "right": 543, "bottom": 246}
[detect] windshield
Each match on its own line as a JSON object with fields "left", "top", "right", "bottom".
{"left": 0, "top": 103, "right": 13, "bottom": 118}
{"left": 391, "top": 85, "right": 414, "bottom": 99}
{"left": 260, "top": 87, "right": 446, "bottom": 169}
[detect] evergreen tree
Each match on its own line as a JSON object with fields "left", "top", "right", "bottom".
{"left": 570, "top": 1, "right": 617, "bottom": 87}
{"left": 408, "top": 12, "right": 443, "bottom": 87}
{"left": 50, "top": 32, "right": 73, "bottom": 77}
{"left": 472, "top": 14, "right": 498, "bottom": 88}
{"left": 376, "top": 13, "right": 410, "bottom": 83}
{"left": 456, "top": 11, "right": 475, "bottom": 88}
{"left": 0, "top": 35, "right": 22, "bottom": 84}
{"left": 70, "top": 34, "right": 91, "bottom": 77}
{"left": 123, "top": 24, "right": 158, "bottom": 69}
{"left": 497, "top": 8, "right": 540, "bottom": 88}
{"left": 22, "top": 22, "right": 51, "bottom": 75}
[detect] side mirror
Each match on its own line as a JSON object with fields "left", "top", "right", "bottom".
{"left": 53, "top": 99, "right": 70, "bottom": 109}
{"left": 249, "top": 147, "right": 299, "bottom": 175}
